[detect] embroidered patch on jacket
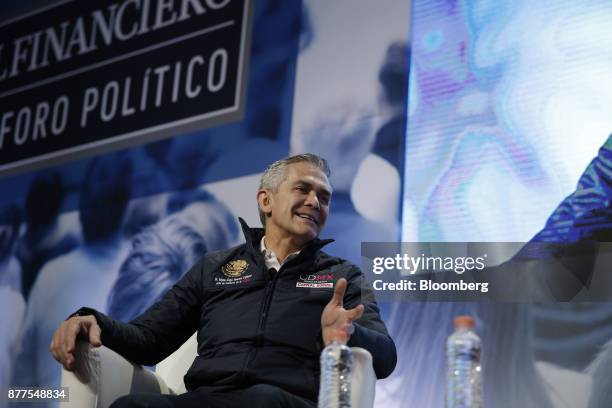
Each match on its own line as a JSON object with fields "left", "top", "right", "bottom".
{"left": 215, "top": 259, "right": 253, "bottom": 286}
{"left": 222, "top": 260, "right": 248, "bottom": 277}
{"left": 296, "top": 273, "right": 335, "bottom": 288}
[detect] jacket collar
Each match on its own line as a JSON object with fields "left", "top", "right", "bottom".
{"left": 238, "top": 217, "right": 334, "bottom": 255}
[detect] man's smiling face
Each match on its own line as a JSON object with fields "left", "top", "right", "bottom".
{"left": 260, "top": 162, "right": 332, "bottom": 246}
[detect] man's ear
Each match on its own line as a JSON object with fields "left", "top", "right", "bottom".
{"left": 257, "top": 189, "right": 272, "bottom": 216}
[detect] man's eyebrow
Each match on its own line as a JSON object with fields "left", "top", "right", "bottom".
{"left": 294, "top": 180, "right": 332, "bottom": 196}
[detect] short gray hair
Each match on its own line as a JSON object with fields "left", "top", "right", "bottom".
{"left": 258, "top": 154, "right": 330, "bottom": 226}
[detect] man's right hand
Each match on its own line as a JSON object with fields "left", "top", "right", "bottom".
{"left": 49, "top": 315, "right": 102, "bottom": 371}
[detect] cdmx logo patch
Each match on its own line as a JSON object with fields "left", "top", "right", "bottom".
{"left": 296, "top": 273, "right": 335, "bottom": 288}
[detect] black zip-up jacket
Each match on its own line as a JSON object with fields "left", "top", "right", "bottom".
{"left": 80, "top": 219, "right": 397, "bottom": 401}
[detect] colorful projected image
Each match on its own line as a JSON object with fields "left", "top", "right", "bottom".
{"left": 404, "top": 0, "right": 612, "bottom": 242}
{"left": 385, "top": 1, "right": 612, "bottom": 407}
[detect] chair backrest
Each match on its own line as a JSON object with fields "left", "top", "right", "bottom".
{"left": 155, "top": 334, "right": 376, "bottom": 407}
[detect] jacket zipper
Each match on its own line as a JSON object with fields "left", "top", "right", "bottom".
{"left": 255, "top": 267, "right": 283, "bottom": 346}
{"left": 255, "top": 251, "right": 309, "bottom": 343}
{"left": 243, "top": 253, "right": 305, "bottom": 378}
{"left": 241, "top": 251, "right": 285, "bottom": 377}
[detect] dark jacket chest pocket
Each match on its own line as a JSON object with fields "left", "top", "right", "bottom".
{"left": 199, "top": 282, "right": 266, "bottom": 345}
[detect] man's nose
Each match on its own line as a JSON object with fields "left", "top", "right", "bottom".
{"left": 304, "top": 191, "right": 320, "bottom": 209}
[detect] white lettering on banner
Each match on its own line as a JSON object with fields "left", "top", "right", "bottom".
{"left": 88, "top": 5, "right": 119, "bottom": 53}
{"left": 0, "top": 96, "right": 69, "bottom": 150}
{"left": 207, "top": 48, "right": 227, "bottom": 92}
{"left": 10, "top": 35, "right": 31, "bottom": 78}
{"left": 122, "top": 77, "right": 136, "bottom": 116}
{"left": 63, "top": 17, "right": 90, "bottom": 59}
{"left": 206, "top": 0, "right": 232, "bottom": 10}
{"left": 154, "top": 0, "right": 178, "bottom": 30}
{"left": 81, "top": 88, "right": 98, "bottom": 127}
{"left": 51, "top": 96, "right": 69, "bottom": 135}
{"left": 101, "top": 81, "right": 120, "bottom": 122}
{"left": 14, "top": 108, "right": 31, "bottom": 145}
{"left": 171, "top": 62, "right": 182, "bottom": 102}
{"left": 115, "top": 0, "right": 140, "bottom": 41}
{"left": 0, "top": 0, "right": 234, "bottom": 81}
{"left": 153, "top": 65, "right": 171, "bottom": 107}
{"left": 33, "top": 102, "right": 49, "bottom": 140}
{"left": 186, "top": 55, "right": 204, "bottom": 98}
{"left": 140, "top": 68, "right": 151, "bottom": 112}
{"left": 0, "top": 112, "right": 14, "bottom": 149}
{"left": 79, "top": 50, "right": 227, "bottom": 128}
{"left": 178, "top": 0, "right": 206, "bottom": 23}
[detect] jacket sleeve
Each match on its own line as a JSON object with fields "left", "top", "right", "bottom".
{"left": 76, "top": 258, "right": 204, "bottom": 366}
{"left": 344, "top": 264, "right": 397, "bottom": 379}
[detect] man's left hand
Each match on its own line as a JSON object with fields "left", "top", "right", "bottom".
{"left": 321, "top": 278, "right": 364, "bottom": 346}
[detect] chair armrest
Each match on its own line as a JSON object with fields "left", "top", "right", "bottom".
{"left": 350, "top": 347, "right": 376, "bottom": 408}
{"left": 155, "top": 332, "right": 198, "bottom": 394}
{"left": 60, "top": 340, "right": 170, "bottom": 408}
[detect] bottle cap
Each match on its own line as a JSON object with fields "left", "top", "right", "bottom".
{"left": 453, "top": 315, "right": 475, "bottom": 329}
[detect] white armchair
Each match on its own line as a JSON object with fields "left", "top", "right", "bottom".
{"left": 60, "top": 333, "right": 376, "bottom": 408}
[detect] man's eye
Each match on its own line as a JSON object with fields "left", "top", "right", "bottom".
{"left": 295, "top": 186, "right": 306, "bottom": 192}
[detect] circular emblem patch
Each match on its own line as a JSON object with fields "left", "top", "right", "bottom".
{"left": 222, "top": 259, "right": 248, "bottom": 277}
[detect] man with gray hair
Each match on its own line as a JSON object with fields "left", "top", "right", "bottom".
{"left": 50, "top": 153, "right": 396, "bottom": 408}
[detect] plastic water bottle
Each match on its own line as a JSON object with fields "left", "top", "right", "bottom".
{"left": 446, "top": 316, "right": 482, "bottom": 408}
{"left": 318, "top": 331, "right": 353, "bottom": 408}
